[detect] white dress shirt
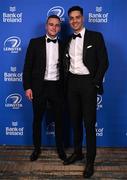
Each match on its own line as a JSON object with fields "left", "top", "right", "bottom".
{"left": 69, "top": 27, "right": 90, "bottom": 75}
{"left": 44, "top": 35, "right": 59, "bottom": 81}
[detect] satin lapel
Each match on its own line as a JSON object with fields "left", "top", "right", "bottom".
{"left": 40, "top": 35, "right": 46, "bottom": 58}
{"left": 67, "top": 35, "right": 73, "bottom": 52}
{"left": 83, "top": 30, "right": 89, "bottom": 61}
{"left": 40, "top": 36, "right": 46, "bottom": 68}
{"left": 64, "top": 35, "right": 73, "bottom": 58}
{"left": 58, "top": 39, "right": 61, "bottom": 62}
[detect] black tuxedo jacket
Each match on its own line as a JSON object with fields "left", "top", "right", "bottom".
{"left": 23, "top": 35, "right": 64, "bottom": 92}
{"left": 64, "top": 29, "right": 109, "bottom": 94}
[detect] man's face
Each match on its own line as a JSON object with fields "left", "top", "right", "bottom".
{"left": 69, "top": 10, "right": 84, "bottom": 33}
{"left": 46, "top": 18, "right": 61, "bottom": 38}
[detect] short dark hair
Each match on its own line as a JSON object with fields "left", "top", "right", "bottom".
{"left": 68, "top": 6, "right": 83, "bottom": 16}
{"left": 46, "top": 15, "right": 61, "bottom": 23}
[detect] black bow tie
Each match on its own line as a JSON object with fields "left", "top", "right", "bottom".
{"left": 72, "top": 33, "right": 81, "bottom": 39}
{"left": 47, "top": 38, "right": 57, "bottom": 43}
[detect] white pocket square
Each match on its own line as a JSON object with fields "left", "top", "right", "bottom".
{"left": 66, "top": 53, "right": 69, "bottom": 57}
{"left": 87, "top": 45, "right": 92, "bottom": 49}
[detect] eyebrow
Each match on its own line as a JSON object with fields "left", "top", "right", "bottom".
{"left": 48, "top": 22, "right": 60, "bottom": 26}
{"left": 70, "top": 15, "right": 82, "bottom": 18}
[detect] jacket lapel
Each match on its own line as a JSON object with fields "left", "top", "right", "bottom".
{"left": 83, "top": 29, "right": 89, "bottom": 62}
{"left": 39, "top": 36, "right": 46, "bottom": 70}
{"left": 58, "top": 39, "right": 62, "bottom": 61}
{"left": 40, "top": 35, "right": 46, "bottom": 59}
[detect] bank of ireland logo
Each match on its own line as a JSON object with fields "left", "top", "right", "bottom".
{"left": 3, "top": 6, "right": 23, "bottom": 23}
{"left": 46, "top": 122, "right": 55, "bottom": 136}
{"left": 12, "top": 121, "right": 18, "bottom": 126}
{"left": 95, "top": 122, "right": 104, "bottom": 137}
{"left": 6, "top": 121, "right": 24, "bottom": 136}
{"left": 97, "top": 95, "right": 103, "bottom": 110}
{"left": 4, "top": 66, "right": 22, "bottom": 82}
{"left": 47, "top": 6, "right": 65, "bottom": 21}
{"left": 3, "top": 36, "right": 21, "bottom": 53}
{"left": 5, "top": 93, "right": 23, "bottom": 109}
{"left": 96, "top": 6, "right": 102, "bottom": 13}
{"left": 88, "top": 6, "right": 109, "bottom": 23}
{"left": 10, "top": 6, "right": 16, "bottom": 12}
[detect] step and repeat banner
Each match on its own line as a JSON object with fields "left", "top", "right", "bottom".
{"left": 0, "top": 0, "right": 127, "bottom": 147}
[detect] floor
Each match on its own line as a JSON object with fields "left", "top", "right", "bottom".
{"left": 0, "top": 146, "right": 127, "bottom": 179}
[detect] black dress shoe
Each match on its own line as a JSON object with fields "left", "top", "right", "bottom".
{"left": 58, "top": 151, "right": 67, "bottom": 161}
{"left": 63, "top": 153, "right": 84, "bottom": 165}
{"left": 30, "top": 149, "right": 41, "bottom": 161}
{"left": 57, "top": 148, "right": 67, "bottom": 161}
{"left": 83, "top": 163, "right": 94, "bottom": 178}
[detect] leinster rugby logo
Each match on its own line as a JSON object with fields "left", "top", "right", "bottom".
{"left": 97, "top": 95, "right": 102, "bottom": 110}
{"left": 46, "top": 122, "right": 55, "bottom": 136}
{"left": 47, "top": 6, "right": 64, "bottom": 18}
{"left": 5, "top": 93, "right": 23, "bottom": 109}
{"left": 97, "top": 95, "right": 102, "bottom": 105}
{"left": 3, "top": 36, "right": 21, "bottom": 53}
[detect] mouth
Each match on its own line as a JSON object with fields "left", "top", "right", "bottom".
{"left": 72, "top": 23, "right": 78, "bottom": 27}
{"left": 50, "top": 31, "right": 56, "bottom": 34}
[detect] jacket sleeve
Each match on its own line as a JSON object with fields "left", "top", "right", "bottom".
{"left": 93, "top": 32, "right": 109, "bottom": 87}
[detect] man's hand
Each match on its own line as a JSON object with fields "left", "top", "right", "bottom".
{"left": 25, "top": 89, "right": 33, "bottom": 101}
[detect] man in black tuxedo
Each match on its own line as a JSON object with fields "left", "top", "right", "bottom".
{"left": 23, "top": 15, "right": 66, "bottom": 162}
{"left": 63, "top": 6, "right": 109, "bottom": 178}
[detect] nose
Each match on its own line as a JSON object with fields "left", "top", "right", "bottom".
{"left": 73, "top": 18, "right": 77, "bottom": 23}
{"left": 52, "top": 25, "right": 57, "bottom": 30}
